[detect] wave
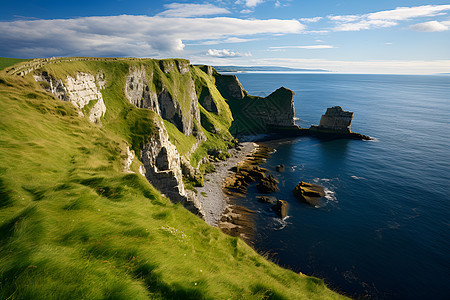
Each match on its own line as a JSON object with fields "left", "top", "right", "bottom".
{"left": 272, "top": 217, "right": 291, "bottom": 231}
{"left": 350, "top": 175, "right": 366, "bottom": 180}
{"left": 324, "top": 188, "right": 337, "bottom": 204}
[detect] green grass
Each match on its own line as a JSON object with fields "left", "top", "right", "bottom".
{"left": 0, "top": 57, "right": 30, "bottom": 71}
{"left": 163, "top": 120, "right": 197, "bottom": 157}
{"left": 0, "top": 59, "right": 346, "bottom": 299}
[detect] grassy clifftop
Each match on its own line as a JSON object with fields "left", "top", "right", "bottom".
{"left": 0, "top": 58, "right": 346, "bottom": 299}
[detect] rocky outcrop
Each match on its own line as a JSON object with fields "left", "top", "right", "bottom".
{"left": 125, "top": 66, "right": 160, "bottom": 114}
{"left": 228, "top": 87, "right": 296, "bottom": 135}
{"left": 272, "top": 200, "right": 289, "bottom": 218}
{"left": 34, "top": 71, "right": 106, "bottom": 123}
{"left": 215, "top": 74, "right": 246, "bottom": 100}
{"left": 198, "top": 87, "right": 218, "bottom": 113}
{"left": 293, "top": 181, "right": 325, "bottom": 206}
{"left": 33, "top": 71, "right": 68, "bottom": 101}
{"left": 256, "top": 175, "right": 279, "bottom": 193}
{"left": 140, "top": 119, "right": 204, "bottom": 217}
{"left": 125, "top": 65, "right": 203, "bottom": 138}
{"left": 218, "top": 205, "right": 254, "bottom": 242}
{"left": 313, "top": 106, "right": 353, "bottom": 133}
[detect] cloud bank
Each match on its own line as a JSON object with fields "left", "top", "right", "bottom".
{"left": 0, "top": 15, "right": 303, "bottom": 57}
{"left": 157, "top": 3, "right": 230, "bottom": 18}
{"left": 329, "top": 5, "right": 450, "bottom": 31}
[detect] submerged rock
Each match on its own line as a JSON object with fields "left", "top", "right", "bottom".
{"left": 293, "top": 181, "right": 325, "bottom": 206}
{"left": 257, "top": 196, "right": 277, "bottom": 205}
{"left": 275, "top": 164, "right": 285, "bottom": 172}
{"left": 256, "top": 175, "right": 279, "bottom": 193}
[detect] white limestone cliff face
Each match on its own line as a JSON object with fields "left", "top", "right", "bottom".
{"left": 65, "top": 72, "right": 106, "bottom": 124}
{"left": 125, "top": 66, "right": 160, "bottom": 114}
{"left": 34, "top": 71, "right": 106, "bottom": 124}
{"left": 140, "top": 119, "right": 204, "bottom": 217}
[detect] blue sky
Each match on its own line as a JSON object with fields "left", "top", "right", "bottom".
{"left": 1, "top": 0, "right": 449, "bottom": 74}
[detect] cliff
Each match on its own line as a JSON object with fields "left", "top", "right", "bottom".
{"left": 217, "top": 71, "right": 296, "bottom": 135}
{"left": 0, "top": 57, "right": 346, "bottom": 299}
{"left": 4, "top": 57, "right": 298, "bottom": 216}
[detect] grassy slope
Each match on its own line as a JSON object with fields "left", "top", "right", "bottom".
{"left": 0, "top": 60, "right": 346, "bottom": 299}
{"left": 0, "top": 57, "right": 30, "bottom": 71}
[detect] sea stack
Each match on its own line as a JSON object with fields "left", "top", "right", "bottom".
{"left": 316, "top": 106, "right": 353, "bottom": 132}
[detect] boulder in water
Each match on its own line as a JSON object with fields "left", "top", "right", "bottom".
{"left": 275, "top": 164, "right": 285, "bottom": 172}
{"left": 272, "top": 200, "right": 289, "bottom": 218}
{"left": 293, "top": 181, "right": 325, "bottom": 206}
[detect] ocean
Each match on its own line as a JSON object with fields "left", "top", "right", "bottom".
{"left": 230, "top": 73, "right": 450, "bottom": 299}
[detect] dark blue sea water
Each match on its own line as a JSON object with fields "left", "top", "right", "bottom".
{"left": 231, "top": 73, "right": 450, "bottom": 299}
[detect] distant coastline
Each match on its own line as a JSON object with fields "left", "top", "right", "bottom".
{"left": 213, "top": 65, "right": 330, "bottom": 73}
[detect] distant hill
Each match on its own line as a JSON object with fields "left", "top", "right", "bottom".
{"left": 213, "top": 65, "right": 330, "bottom": 73}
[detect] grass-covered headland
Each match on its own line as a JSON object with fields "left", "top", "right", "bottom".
{"left": 0, "top": 57, "right": 346, "bottom": 299}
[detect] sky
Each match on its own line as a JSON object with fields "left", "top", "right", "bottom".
{"left": 1, "top": 0, "right": 449, "bottom": 74}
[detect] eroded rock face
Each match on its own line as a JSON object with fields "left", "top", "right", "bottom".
{"left": 215, "top": 74, "right": 246, "bottom": 100}
{"left": 125, "top": 66, "right": 160, "bottom": 113}
{"left": 65, "top": 72, "right": 106, "bottom": 123}
{"left": 228, "top": 87, "right": 296, "bottom": 135}
{"left": 140, "top": 120, "right": 204, "bottom": 217}
{"left": 34, "top": 71, "right": 106, "bottom": 123}
{"left": 198, "top": 87, "right": 218, "bottom": 113}
{"left": 33, "top": 72, "right": 68, "bottom": 101}
{"left": 125, "top": 65, "right": 202, "bottom": 137}
{"left": 317, "top": 106, "right": 353, "bottom": 132}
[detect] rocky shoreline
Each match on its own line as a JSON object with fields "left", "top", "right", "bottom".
{"left": 195, "top": 142, "right": 258, "bottom": 226}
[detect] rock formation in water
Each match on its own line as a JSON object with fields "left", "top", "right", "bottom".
{"left": 272, "top": 199, "right": 289, "bottom": 218}
{"left": 293, "top": 181, "right": 325, "bottom": 206}
{"left": 312, "top": 106, "right": 353, "bottom": 133}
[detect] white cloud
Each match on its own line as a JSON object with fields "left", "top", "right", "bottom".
{"left": 367, "top": 5, "right": 450, "bottom": 21}
{"left": 333, "top": 19, "right": 397, "bottom": 31}
{"left": 410, "top": 20, "right": 449, "bottom": 32}
{"left": 240, "top": 9, "right": 253, "bottom": 14}
{"left": 329, "top": 5, "right": 450, "bottom": 31}
{"left": 299, "top": 17, "right": 323, "bottom": 23}
{"left": 269, "top": 45, "right": 334, "bottom": 49}
{"left": 275, "top": 1, "right": 281, "bottom": 8}
{"left": 244, "top": 0, "right": 264, "bottom": 8}
{"left": 158, "top": 3, "right": 230, "bottom": 18}
{"left": 206, "top": 49, "right": 252, "bottom": 57}
{"left": 0, "top": 15, "right": 304, "bottom": 57}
